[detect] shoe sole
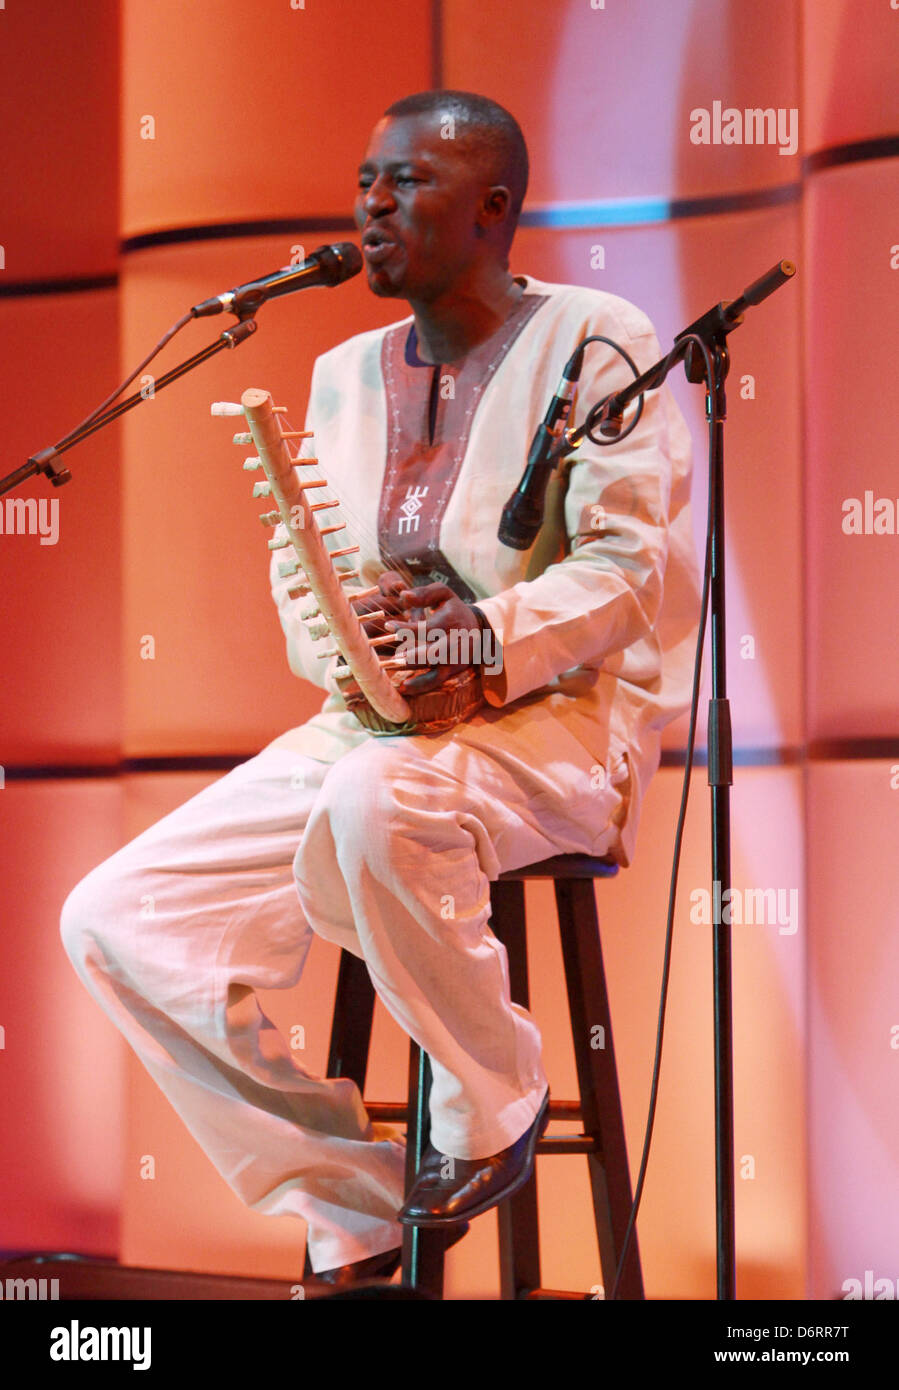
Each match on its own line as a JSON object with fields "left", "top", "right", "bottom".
{"left": 398, "top": 1088, "right": 551, "bottom": 1227}
{"left": 311, "top": 1220, "right": 470, "bottom": 1292}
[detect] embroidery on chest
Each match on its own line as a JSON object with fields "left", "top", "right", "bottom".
{"left": 396, "top": 484, "right": 429, "bottom": 535}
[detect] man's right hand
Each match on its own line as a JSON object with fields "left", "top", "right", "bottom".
{"left": 355, "top": 570, "right": 426, "bottom": 637}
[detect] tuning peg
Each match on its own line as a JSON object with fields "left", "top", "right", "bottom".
{"left": 233, "top": 432, "right": 254, "bottom": 445}
{"left": 258, "top": 510, "right": 281, "bottom": 527}
{"left": 252, "top": 480, "right": 272, "bottom": 496}
{"left": 277, "top": 557, "right": 301, "bottom": 578}
{"left": 268, "top": 534, "right": 291, "bottom": 550}
{"left": 305, "top": 618, "right": 330, "bottom": 640}
{"left": 210, "top": 402, "right": 244, "bottom": 416}
{"left": 242, "top": 457, "right": 262, "bottom": 470}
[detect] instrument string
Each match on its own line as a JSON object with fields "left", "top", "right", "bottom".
{"left": 279, "top": 410, "right": 427, "bottom": 633}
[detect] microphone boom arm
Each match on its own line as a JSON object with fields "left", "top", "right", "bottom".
{"left": 3, "top": 319, "right": 258, "bottom": 497}
{"left": 558, "top": 259, "right": 796, "bottom": 456}
{"left": 3, "top": 241, "right": 363, "bottom": 498}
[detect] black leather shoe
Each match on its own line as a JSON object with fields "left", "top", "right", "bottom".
{"left": 308, "top": 1220, "right": 470, "bottom": 1292}
{"left": 398, "top": 1089, "right": 551, "bottom": 1226}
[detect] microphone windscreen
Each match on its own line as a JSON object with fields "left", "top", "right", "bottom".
{"left": 317, "top": 242, "right": 363, "bottom": 286}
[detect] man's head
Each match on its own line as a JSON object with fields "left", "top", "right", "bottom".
{"left": 355, "top": 90, "right": 529, "bottom": 302}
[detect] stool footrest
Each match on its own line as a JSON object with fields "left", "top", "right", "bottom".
{"left": 365, "top": 1103, "right": 409, "bottom": 1122}
{"left": 521, "top": 1288, "right": 598, "bottom": 1300}
{"left": 537, "top": 1135, "right": 599, "bottom": 1156}
{"left": 365, "top": 1099, "right": 584, "bottom": 1124}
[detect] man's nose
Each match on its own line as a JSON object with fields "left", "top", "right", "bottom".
{"left": 361, "top": 175, "right": 396, "bottom": 217}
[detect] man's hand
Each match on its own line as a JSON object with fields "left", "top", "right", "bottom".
{"left": 383, "top": 580, "right": 485, "bottom": 695}
{"left": 354, "top": 570, "right": 428, "bottom": 636}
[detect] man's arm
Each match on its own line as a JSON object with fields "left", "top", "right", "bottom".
{"left": 473, "top": 317, "right": 683, "bottom": 707}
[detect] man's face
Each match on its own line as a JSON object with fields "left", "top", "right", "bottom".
{"left": 355, "top": 112, "right": 497, "bottom": 301}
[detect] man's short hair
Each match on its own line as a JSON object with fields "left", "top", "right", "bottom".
{"left": 383, "top": 90, "right": 529, "bottom": 230}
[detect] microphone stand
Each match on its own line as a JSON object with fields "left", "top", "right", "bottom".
{"left": 0, "top": 316, "right": 258, "bottom": 498}
{"left": 553, "top": 260, "right": 796, "bottom": 1301}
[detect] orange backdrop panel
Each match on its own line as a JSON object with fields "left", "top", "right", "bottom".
{"left": 121, "top": 0, "right": 434, "bottom": 235}
{"left": 442, "top": 0, "right": 801, "bottom": 206}
{"left": 0, "top": 290, "right": 123, "bottom": 765}
{"left": 802, "top": 0, "right": 899, "bottom": 152}
{"left": 0, "top": 0, "right": 119, "bottom": 281}
{"left": 806, "top": 761, "right": 899, "bottom": 1299}
{"left": 599, "top": 765, "right": 806, "bottom": 1300}
{"left": 804, "top": 160, "right": 899, "bottom": 741}
{"left": 0, "top": 779, "right": 126, "bottom": 1255}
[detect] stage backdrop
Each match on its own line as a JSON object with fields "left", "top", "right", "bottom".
{"left": 0, "top": 0, "right": 896, "bottom": 1300}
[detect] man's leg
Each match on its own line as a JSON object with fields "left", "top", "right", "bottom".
{"left": 293, "top": 702, "right": 630, "bottom": 1161}
{"left": 60, "top": 744, "right": 407, "bottom": 1274}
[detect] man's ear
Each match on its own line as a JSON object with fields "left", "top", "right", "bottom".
{"left": 479, "top": 184, "right": 513, "bottom": 232}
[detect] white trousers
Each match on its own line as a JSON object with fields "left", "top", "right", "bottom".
{"left": 60, "top": 699, "right": 630, "bottom": 1273}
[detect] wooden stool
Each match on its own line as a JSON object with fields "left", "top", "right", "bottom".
{"left": 319, "top": 853, "right": 643, "bottom": 1300}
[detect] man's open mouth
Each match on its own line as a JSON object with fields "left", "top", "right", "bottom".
{"left": 362, "top": 229, "right": 400, "bottom": 263}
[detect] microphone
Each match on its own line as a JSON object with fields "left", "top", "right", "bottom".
{"left": 190, "top": 242, "right": 363, "bottom": 318}
{"left": 498, "top": 343, "right": 586, "bottom": 549}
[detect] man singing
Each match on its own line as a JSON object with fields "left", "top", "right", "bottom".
{"left": 61, "top": 90, "right": 700, "bottom": 1292}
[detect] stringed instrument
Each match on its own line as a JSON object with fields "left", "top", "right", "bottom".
{"left": 212, "top": 387, "right": 484, "bottom": 735}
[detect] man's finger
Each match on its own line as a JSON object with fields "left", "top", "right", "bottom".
{"left": 398, "top": 582, "right": 454, "bottom": 609}
{"left": 399, "top": 664, "right": 457, "bottom": 695}
{"left": 390, "top": 643, "right": 430, "bottom": 666}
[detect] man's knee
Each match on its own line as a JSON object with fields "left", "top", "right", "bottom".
{"left": 291, "top": 743, "right": 422, "bottom": 943}
{"left": 59, "top": 867, "right": 107, "bottom": 975}
{"left": 59, "top": 856, "right": 138, "bottom": 978}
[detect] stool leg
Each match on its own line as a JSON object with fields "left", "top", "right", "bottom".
{"left": 304, "top": 951, "right": 376, "bottom": 1280}
{"left": 555, "top": 878, "right": 645, "bottom": 1299}
{"left": 326, "top": 950, "right": 376, "bottom": 1086}
{"left": 489, "top": 880, "right": 542, "bottom": 1300}
{"left": 400, "top": 1044, "right": 446, "bottom": 1297}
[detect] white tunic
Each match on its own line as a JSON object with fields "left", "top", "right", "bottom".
{"left": 269, "top": 275, "right": 701, "bottom": 865}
